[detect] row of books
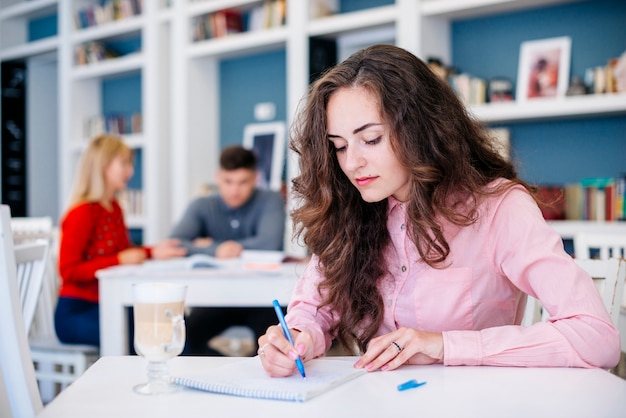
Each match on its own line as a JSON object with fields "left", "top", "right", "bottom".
{"left": 75, "top": 42, "right": 119, "bottom": 65}
{"left": 566, "top": 177, "right": 626, "bottom": 221}
{"left": 585, "top": 55, "right": 624, "bottom": 95}
{"left": 537, "top": 176, "right": 626, "bottom": 222}
{"left": 83, "top": 113, "right": 142, "bottom": 139}
{"left": 74, "top": 0, "right": 142, "bottom": 29}
{"left": 449, "top": 73, "right": 488, "bottom": 106}
{"left": 191, "top": 9, "right": 244, "bottom": 41}
{"left": 190, "top": 0, "right": 286, "bottom": 42}
{"left": 118, "top": 189, "right": 143, "bottom": 217}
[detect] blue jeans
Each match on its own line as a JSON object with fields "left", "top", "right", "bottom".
{"left": 54, "top": 297, "right": 100, "bottom": 347}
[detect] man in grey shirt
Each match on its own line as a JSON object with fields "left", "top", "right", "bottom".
{"left": 170, "top": 145, "right": 285, "bottom": 355}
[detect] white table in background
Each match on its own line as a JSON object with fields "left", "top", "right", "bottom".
{"left": 38, "top": 356, "right": 626, "bottom": 418}
{"left": 96, "top": 262, "right": 306, "bottom": 356}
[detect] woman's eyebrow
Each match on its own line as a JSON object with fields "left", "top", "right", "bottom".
{"left": 353, "top": 122, "right": 382, "bottom": 135}
{"left": 328, "top": 122, "right": 383, "bottom": 139}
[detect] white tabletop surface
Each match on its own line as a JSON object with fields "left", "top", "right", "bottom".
{"left": 96, "top": 262, "right": 306, "bottom": 355}
{"left": 38, "top": 356, "right": 626, "bottom": 418}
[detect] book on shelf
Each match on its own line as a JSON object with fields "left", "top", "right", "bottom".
{"left": 536, "top": 185, "right": 565, "bottom": 220}
{"left": 310, "top": 0, "right": 339, "bottom": 18}
{"left": 449, "top": 73, "right": 487, "bottom": 106}
{"left": 212, "top": 9, "right": 243, "bottom": 38}
{"left": 486, "top": 127, "right": 510, "bottom": 161}
{"left": 171, "top": 357, "right": 366, "bottom": 402}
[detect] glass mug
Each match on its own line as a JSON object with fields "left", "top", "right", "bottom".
{"left": 132, "top": 282, "right": 187, "bottom": 395}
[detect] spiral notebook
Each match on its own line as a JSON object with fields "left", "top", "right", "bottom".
{"left": 171, "top": 357, "right": 366, "bottom": 402}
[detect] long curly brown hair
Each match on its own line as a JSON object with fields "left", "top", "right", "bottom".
{"left": 290, "top": 44, "right": 532, "bottom": 353}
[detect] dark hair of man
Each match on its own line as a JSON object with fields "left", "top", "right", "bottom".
{"left": 220, "top": 145, "right": 257, "bottom": 171}
{"left": 289, "top": 44, "right": 534, "bottom": 353}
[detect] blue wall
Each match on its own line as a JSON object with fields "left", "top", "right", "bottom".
{"left": 452, "top": 0, "right": 626, "bottom": 184}
{"left": 28, "top": 14, "right": 56, "bottom": 41}
{"left": 102, "top": 74, "right": 142, "bottom": 190}
{"left": 219, "top": 49, "right": 286, "bottom": 147}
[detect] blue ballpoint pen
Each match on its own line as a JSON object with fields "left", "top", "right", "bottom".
{"left": 272, "top": 299, "right": 306, "bottom": 378}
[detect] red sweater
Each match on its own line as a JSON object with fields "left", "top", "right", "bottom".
{"left": 58, "top": 200, "right": 150, "bottom": 303}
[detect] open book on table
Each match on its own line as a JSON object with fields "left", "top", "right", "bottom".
{"left": 142, "top": 250, "right": 286, "bottom": 271}
{"left": 171, "top": 357, "right": 366, "bottom": 402}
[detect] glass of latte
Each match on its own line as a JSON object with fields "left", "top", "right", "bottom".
{"left": 132, "top": 282, "right": 187, "bottom": 395}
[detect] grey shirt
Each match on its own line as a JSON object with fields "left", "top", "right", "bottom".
{"left": 169, "top": 189, "right": 286, "bottom": 256}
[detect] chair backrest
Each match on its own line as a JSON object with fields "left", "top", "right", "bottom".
{"left": 574, "top": 231, "right": 626, "bottom": 260}
{"left": 523, "top": 258, "right": 625, "bottom": 327}
{"left": 574, "top": 258, "right": 625, "bottom": 327}
{"left": 0, "top": 205, "right": 43, "bottom": 417}
{"left": 15, "top": 241, "right": 49, "bottom": 336}
{"left": 11, "top": 216, "right": 53, "bottom": 245}
{"left": 11, "top": 216, "right": 59, "bottom": 340}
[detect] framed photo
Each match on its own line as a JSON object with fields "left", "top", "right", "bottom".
{"left": 243, "top": 122, "right": 286, "bottom": 191}
{"left": 516, "top": 36, "right": 571, "bottom": 101}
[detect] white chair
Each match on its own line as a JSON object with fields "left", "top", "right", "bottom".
{"left": 573, "top": 231, "right": 626, "bottom": 261}
{"left": 522, "top": 258, "right": 625, "bottom": 326}
{"left": 11, "top": 216, "right": 99, "bottom": 404}
{"left": 0, "top": 205, "right": 44, "bottom": 417}
{"left": 15, "top": 241, "right": 49, "bottom": 336}
{"left": 573, "top": 231, "right": 626, "bottom": 354}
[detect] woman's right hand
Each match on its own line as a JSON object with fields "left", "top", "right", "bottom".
{"left": 257, "top": 325, "right": 314, "bottom": 377}
{"left": 118, "top": 248, "right": 148, "bottom": 265}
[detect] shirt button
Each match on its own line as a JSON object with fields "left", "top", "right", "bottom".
{"left": 400, "top": 223, "right": 406, "bottom": 231}
{"left": 401, "top": 265, "right": 407, "bottom": 273}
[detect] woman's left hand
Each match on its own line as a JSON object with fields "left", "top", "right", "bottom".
{"left": 354, "top": 327, "right": 444, "bottom": 372}
{"left": 151, "top": 239, "right": 187, "bottom": 260}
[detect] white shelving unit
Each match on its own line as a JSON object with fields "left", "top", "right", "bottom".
{"left": 2, "top": 0, "right": 625, "bottom": 250}
{"left": 56, "top": 0, "right": 172, "bottom": 244}
{"left": 169, "top": 0, "right": 626, "bottom": 255}
{"left": 0, "top": 0, "right": 60, "bottom": 220}
{"left": 0, "top": 0, "right": 59, "bottom": 60}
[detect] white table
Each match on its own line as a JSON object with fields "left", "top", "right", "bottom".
{"left": 38, "top": 356, "right": 626, "bottom": 418}
{"left": 96, "top": 262, "right": 306, "bottom": 356}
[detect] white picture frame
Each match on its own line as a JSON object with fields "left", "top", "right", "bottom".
{"left": 243, "top": 122, "right": 286, "bottom": 192}
{"left": 516, "top": 36, "right": 571, "bottom": 101}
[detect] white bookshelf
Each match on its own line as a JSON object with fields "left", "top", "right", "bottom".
{"left": 0, "top": 0, "right": 60, "bottom": 220}
{"left": 2, "top": 0, "right": 624, "bottom": 250}
{"left": 167, "top": 0, "right": 626, "bottom": 255}
{"left": 548, "top": 221, "right": 626, "bottom": 240}
{"left": 470, "top": 93, "right": 626, "bottom": 123}
{"left": 56, "top": 0, "right": 171, "bottom": 244}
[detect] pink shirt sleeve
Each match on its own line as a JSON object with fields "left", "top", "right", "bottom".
{"left": 443, "top": 187, "right": 619, "bottom": 368}
{"left": 285, "top": 257, "right": 335, "bottom": 357}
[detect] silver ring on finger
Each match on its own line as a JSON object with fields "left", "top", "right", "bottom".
{"left": 391, "top": 341, "right": 402, "bottom": 354}
{"left": 258, "top": 343, "right": 269, "bottom": 357}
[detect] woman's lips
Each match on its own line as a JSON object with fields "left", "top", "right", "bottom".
{"left": 356, "top": 176, "right": 377, "bottom": 186}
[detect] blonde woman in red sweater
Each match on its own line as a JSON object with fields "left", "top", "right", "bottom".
{"left": 55, "top": 134, "right": 185, "bottom": 346}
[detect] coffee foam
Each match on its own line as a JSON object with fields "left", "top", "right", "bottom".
{"left": 132, "top": 282, "right": 187, "bottom": 303}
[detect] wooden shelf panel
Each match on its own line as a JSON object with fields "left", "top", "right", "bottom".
{"left": 71, "top": 14, "right": 144, "bottom": 44}
{"left": 421, "top": 0, "right": 585, "bottom": 19}
{"left": 188, "top": 26, "right": 288, "bottom": 59}
{"left": 469, "top": 94, "right": 626, "bottom": 124}
{"left": 71, "top": 52, "right": 143, "bottom": 80}
{"left": 0, "top": 0, "right": 57, "bottom": 20}
{"left": 308, "top": 5, "right": 397, "bottom": 38}
{"left": 187, "top": 0, "right": 260, "bottom": 18}
{"left": 0, "top": 36, "right": 58, "bottom": 60}
{"left": 548, "top": 220, "right": 626, "bottom": 240}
